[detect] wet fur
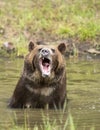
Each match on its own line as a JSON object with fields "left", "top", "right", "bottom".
{"left": 9, "top": 42, "right": 67, "bottom": 109}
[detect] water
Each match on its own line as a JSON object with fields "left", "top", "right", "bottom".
{"left": 0, "top": 58, "right": 100, "bottom": 130}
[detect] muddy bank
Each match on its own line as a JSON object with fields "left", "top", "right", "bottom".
{"left": 0, "top": 37, "right": 100, "bottom": 59}
{"left": 59, "top": 38, "right": 100, "bottom": 59}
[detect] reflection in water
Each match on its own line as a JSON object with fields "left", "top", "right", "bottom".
{"left": 0, "top": 58, "right": 100, "bottom": 130}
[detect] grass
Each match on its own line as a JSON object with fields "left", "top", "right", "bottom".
{"left": 0, "top": 111, "right": 95, "bottom": 130}
{"left": 0, "top": 0, "right": 100, "bottom": 56}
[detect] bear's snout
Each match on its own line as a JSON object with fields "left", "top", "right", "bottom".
{"left": 40, "top": 48, "right": 50, "bottom": 57}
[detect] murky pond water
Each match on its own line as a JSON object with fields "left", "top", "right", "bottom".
{"left": 0, "top": 58, "right": 100, "bottom": 130}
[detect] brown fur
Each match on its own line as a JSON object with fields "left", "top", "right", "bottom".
{"left": 9, "top": 41, "right": 67, "bottom": 109}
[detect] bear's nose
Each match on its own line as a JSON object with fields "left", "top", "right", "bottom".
{"left": 41, "top": 48, "right": 50, "bottom": 56}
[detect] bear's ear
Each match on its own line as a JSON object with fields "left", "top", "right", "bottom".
{"left": 58, "top": 43, "right": 66, "bottom": 54}
{"left": 28, "top": 41, "right": 36, "bottom": 52}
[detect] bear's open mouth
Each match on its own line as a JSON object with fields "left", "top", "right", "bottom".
{"left": 39, "top": 57, "right": 51, "bottom": 77}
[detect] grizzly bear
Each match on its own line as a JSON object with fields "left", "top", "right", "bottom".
{"left": 9, "top": 41, "right": 67, "bottom": 109}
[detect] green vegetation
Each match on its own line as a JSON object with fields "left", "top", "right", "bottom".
{"left": 0, "top": 0, "right": 100, "bottom": 56}
{"left": 0, "top": 112, "right": 95, "bottom": 130}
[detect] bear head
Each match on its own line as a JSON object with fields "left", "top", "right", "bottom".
{"left": 24, "top": 41, "right": 66, "bottom": 82}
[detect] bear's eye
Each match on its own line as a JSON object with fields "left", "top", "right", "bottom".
{"left": 38, "top": 48, "right": 42, "bottom": 51}
{"left": 51, "top": 49, "right": 55, "bottom": 53}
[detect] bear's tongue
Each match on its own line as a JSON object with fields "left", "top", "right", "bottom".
{"left": 40, "top": 58, "right": 51, "bottom": 77}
